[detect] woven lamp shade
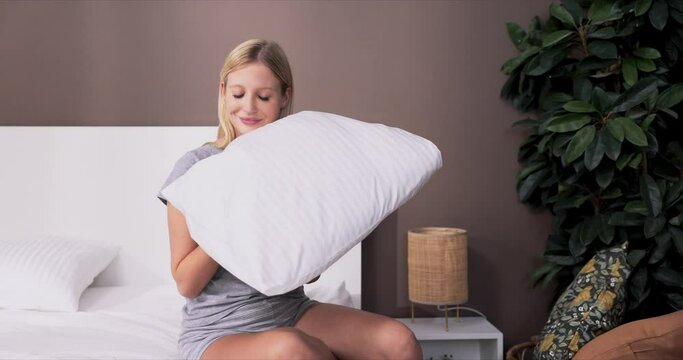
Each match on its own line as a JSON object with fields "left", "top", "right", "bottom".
{"left": 408, "top": 227, "right": 468, "bottom": 306}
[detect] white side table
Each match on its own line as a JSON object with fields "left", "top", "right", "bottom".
{"left": 397, "top": 317, "right": 503, "bottom": 360}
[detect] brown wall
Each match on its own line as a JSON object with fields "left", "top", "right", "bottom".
{"left": 0, "top": 0, "right": 555, "bottom": 349}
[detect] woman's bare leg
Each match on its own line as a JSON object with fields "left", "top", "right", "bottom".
{"left": 294, "top": 303, "right": 422, "bottom": 360}
{"left": 200, "top": 327, "right": 335, "bottom": 360}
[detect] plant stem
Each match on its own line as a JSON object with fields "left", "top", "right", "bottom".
{"left": 579, "top": 28, "right": 589, "bottom": 56}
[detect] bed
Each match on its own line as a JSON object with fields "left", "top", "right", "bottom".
{"left": 0, "top": 126, "right": 361, "bottom": 359}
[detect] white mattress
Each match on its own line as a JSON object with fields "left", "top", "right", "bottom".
{"left": 0, "top": 283, "right": 358, "bottom": 359}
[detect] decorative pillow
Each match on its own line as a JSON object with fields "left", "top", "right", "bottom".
{"left": 161, "top": 111, "right": 442, "bottom": 296}
{"left": 573, "top": 309, "right": 683, "bottom": 360}
{"left": 535, "top": 242, "right": 632, "bottom": 360}
{"left": 0, "top": 235, "right": 119, "bottom": 312}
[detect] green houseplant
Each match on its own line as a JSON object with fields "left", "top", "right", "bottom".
{"left": 500, "top": 0, "right": 683, "bottom": 321}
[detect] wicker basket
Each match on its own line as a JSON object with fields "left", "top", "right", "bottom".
{"left": 505, "top": 336, "right": 537, "bottom": 360}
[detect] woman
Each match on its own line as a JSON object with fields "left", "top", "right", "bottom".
{"left": 159, "top": 39, "right": 422, "bottom": 360}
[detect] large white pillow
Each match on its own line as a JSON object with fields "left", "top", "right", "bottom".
{"left": 161, "top": 111, "right": 441, "bottom": 296}
{"left": 0, "top": 235, "right": 119, "bottom": 312}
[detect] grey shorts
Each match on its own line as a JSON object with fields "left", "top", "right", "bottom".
{"left": 179, "top": 298, "right": 320, "bottom": 360}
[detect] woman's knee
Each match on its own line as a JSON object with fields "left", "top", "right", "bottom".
{"left": 375, "top": 320, "right": 422, "bottom": 360}
{"left": 265, "top": 328, "right": 333, "bottom": 360}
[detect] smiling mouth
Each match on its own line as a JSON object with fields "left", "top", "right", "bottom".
{"left": 240, "top": 117, "right": 262, "bottom": 125}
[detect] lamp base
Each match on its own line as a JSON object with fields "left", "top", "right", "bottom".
{"left": 410, "top": 302, "right": 463, "bottom": 331}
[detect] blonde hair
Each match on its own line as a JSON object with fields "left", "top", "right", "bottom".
{"left": 212, "top": 39, "right": 294, "bottom": 149}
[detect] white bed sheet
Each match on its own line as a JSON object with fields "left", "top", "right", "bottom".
{"left": 0, "top": 283, "right": 358, "bottom": 359}
{"left": 0, "top": 285, "right": 184, "bottom": 360}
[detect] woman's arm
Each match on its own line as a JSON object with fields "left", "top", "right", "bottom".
{"left": 167, "top": 202, "right": 220, "bottom": 298}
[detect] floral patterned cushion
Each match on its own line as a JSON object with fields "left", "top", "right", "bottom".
{"left": 534, "top": 242, "right": 632, "bottom": 360}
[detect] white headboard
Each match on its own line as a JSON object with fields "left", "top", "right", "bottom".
{"left": 0, "top": 127, "right": 360, "bottom": 296}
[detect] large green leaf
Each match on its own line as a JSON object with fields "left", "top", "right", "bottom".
{"left": 669, "top": 214, "right": 683, "bottom": 226}
{"left": 626, "top": 200, "right": 650, "bottom": 215}
{"left": 542, "top": 30, "right": 574, "bottom": 48}
{"left": 615, "top": 117, "right": 648, "bottom": 146}
{"left": 641, "top": 173, "right": 663, "bottom": 217}
{"left": 636, "top": 58, "right": 657, "bottom": 72}
{"left": 664, "top": 181, "right": 683, "bottom": 208}
{"left": 635, "top": 0, "right": 653, "bottom": 16}
{"left": 649, "top": 231, "right": 671, "bottom": 263}
{"left": 518, "top": 162, "right": 547, "bottom": 181}
{"left": 601, "top": 129, "right": 622, "bottom": 160}
{"left": 561, "top": 0, "right": 583, "bottom": 23}
{"left": 512, "top": 118, "right": 539, "bottom": 128}
{"left": 602, "top": 186, "right": 623, "bottom": 199}
{"left": 593, "top": 87, "right": 620, "bottom": 114}
{"left": 656, "top": 83, "right": 683, "bottom": 109}
{"left": 645, "top": 216, "right": 667, "bottom": 238}
{"left": 584, "top": 130, "right": 606, "bottom": 170}
{"left": 633, "top": 47, "right": 662, "bottom": 59}
{"left": 501, "top": 47, "right": 541, "bottom": 74}
{"left": 564, "top": 100, "right": 597, "bottom": 113}
{"left": 546, "top": 113, "right": 592, "bottom": 132}
{"left": 617, "top": 152, "right": 636, "bottom": 170}
{"left": 648, "top": 232, "right": 671, "bottom": 264}
{"left": 596, "top": 165, "right": 614, "bottom": 189}
{"left": 550, "top": 3, "right": 576, "bottom": 27}
{"left": 527, "top": 48, "right": 566, "bottom": 76}
{"left": 589, "top": 40, "right": 618, "bottom": 59}
{"left": 573, "top": 76, "right": 594, "bottom": 102}
{"left": 628, "top": 153, "right": 644, "bottom": 169}
{"left": 606, "top": 118, "right": 625, "bottom": 142}
{"left": 564, "top": 125, "right": 596, "bottom": 164}
{"left": 612, "top": 78, "right": 658, "bottom": 113}
{"left": 640, "top": 114, "right": 657, "bottom": 131}
{"left": 518, "top": 169, "right": 549, "bottom": 202}
{"left": 588, "top": 0, "right": 624, "bottom": 24}
{"left": 649, "top": 0, "right": 669, "bottom": 31}
{"left": 506, "top": 22, "right": 527, "bottom": 51}
{"left": 622, "top": 57, "right": 638, "bottom": 86}
{"left": 628, "top": 250, "right": 647, "bottom": 266}
{"left": 587, "top": 27, "right": 616, "bottom": 39}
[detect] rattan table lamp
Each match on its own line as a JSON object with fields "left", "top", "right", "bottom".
{"left": 408, "top": 227, "right": 468, "bottom": 331}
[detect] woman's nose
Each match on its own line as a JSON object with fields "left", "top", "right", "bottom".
{"left": 244, "top": 95, "right": 258, "bottom": 113}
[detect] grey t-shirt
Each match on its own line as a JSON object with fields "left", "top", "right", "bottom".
{"left": 157, "top": 143, "right": 222, "bottom": 206}
{"left": 158, "top": 142, "right": 317, "bottom": 359}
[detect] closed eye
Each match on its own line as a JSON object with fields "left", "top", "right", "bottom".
{"left": 258, "top": 96, "right": 270, "bottom": 101}
{"left": 232, "top": 93, "right": 244, "bottom": 99}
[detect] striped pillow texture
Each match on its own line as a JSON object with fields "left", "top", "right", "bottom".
{"left": 0, "top": 235, "right": 118, "bottom": 311}
{"left": 161, "top": 111, "right": 442, "bottom": 296}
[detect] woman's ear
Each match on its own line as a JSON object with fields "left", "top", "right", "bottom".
{"left": 219, "top": 82, "right": 226, "bottom": 97}
{"left": 281, "top": 87, "right": 292, "bottom": 108}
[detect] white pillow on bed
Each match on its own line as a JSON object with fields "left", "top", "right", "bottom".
{"left": 304, "top": 281, "right": 354, "bottom": 308}
{"left": 161, "top": 111, "right": 442, "bottom": 296}
{"left": 0, "top": 235, "right": 119, "bottom": 312}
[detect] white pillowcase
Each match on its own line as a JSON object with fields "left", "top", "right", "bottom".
{"left": 0, "top": 235, "right": 119, "bottom": 312}
{"left": 161, "top": 111, "right": 442, "bottom": 296}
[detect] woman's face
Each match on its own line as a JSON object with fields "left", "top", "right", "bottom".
{"left": 222, "top": 62, "right": 290, "bottom": 137}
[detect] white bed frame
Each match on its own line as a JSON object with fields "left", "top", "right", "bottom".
{"left": 0, "top": 127, "right": 360, "bottom": 300}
